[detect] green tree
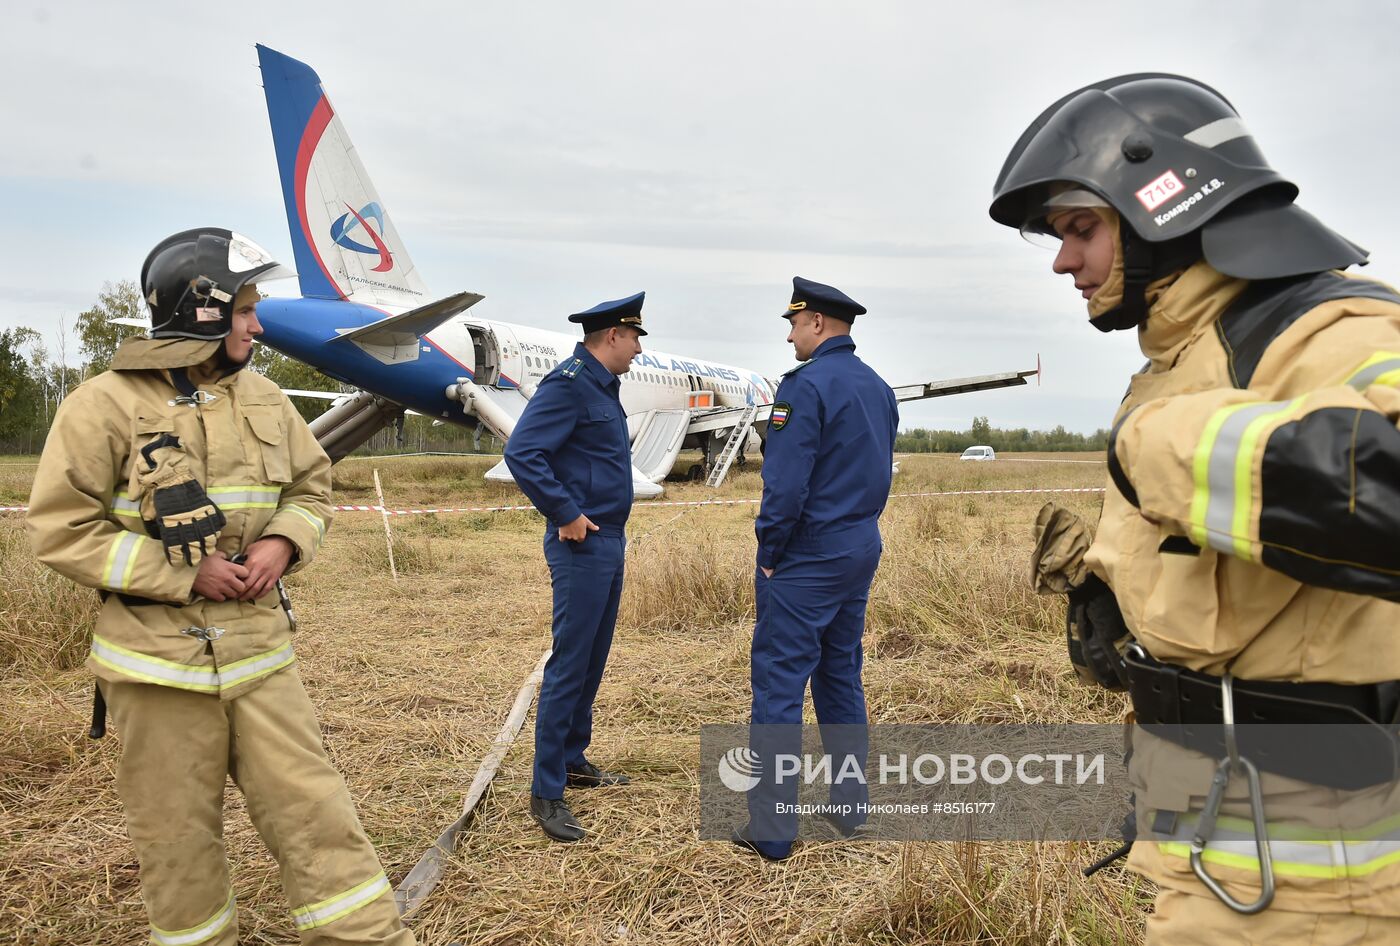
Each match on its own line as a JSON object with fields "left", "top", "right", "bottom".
{"left": 0, "top": 329, "right": 43, "bottom": 448}
{"left": 76, "top": 280, "right": 147, "bottom": 377}
{"left": 970, "top": 415, "right": 992, "bottom": 442}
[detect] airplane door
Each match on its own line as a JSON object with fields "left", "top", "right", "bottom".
{"left": 685, "top": 374, "right": 714, "bottom": 409}
{"left": 466, "top": 324, "right": 501, "bottom": 386}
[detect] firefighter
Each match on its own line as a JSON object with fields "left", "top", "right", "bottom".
{"left": 26, "top": 228, "right": 415, "bottom": 945}
{"left": 997, "top": 76, "right": 1400, "bottom": 941}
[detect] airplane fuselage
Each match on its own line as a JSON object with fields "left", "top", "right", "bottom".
{"left": 257, "top": 297, "right": 778, "bottom": 425}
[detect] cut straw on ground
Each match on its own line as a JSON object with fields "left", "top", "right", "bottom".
{"left": 0, "top": 453, "right": 1146, "bottom": 944}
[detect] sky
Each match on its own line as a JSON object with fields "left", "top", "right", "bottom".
{"left": 4, "top": 1, "right": 1399, "bottom": 433}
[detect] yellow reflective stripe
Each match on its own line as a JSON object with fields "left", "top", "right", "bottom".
{"left": 1189, "top": 406, "right": 1234, "bottom": 547}
{"left": 101, "top": 532, "right": 146, "bottom": 591}
{"left": 91, "top": 634, "right": 220, "bottom": 692}
{"left": 1202, "top": 809, "right": 1400, "bottom": 843}
{"left": 89, "top": 634, "right": 294, "bottom": 694}
{"left": 291, "top": 872, "right": 390, "bottom": 930}
{"left": 1343, "top": 351, "right": 1400, "bottom": 390}
{"left": 149, "top": 892, "right": 236, "bottom": 946}
{"left": 1230, "top": 397, "right": 1304, "bottom": 561}
{"left": 1158, "top": 808, "right": 1400, "bottom": 880}
{"left": 206, "top": 485, "right": 283, "bottom": 509}
{"left": 1159, "top": 840, "right": 1400, "bottom": 880}
{"left": 285, "top": 504, "right": 327, "bottom": 540}
{"left": 111, "top": 491, "right": 142, "bottom": 519}
{"left": 1191, "top": 398, "right": 1304, "bottom": 560}
{"left": 217, "top": 641, "right": 295, "bottom": 689}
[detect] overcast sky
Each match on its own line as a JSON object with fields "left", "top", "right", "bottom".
{"left": 5, "top": 1, "right": 1399, "bottom": 433}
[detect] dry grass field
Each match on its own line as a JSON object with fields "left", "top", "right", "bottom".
{"left": 0, "top": 452, "right": 1149, "bottom": 945}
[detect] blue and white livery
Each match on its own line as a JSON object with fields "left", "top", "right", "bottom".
{"left": 247, "top": 46, "right": 1036, "bottom": 494}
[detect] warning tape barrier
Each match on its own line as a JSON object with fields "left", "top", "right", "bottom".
{"left": 1, "top": 487, "right": 1104, "bottom": 519}
{"left": 331, "top": 486, "right": 1106, "bottom": 516}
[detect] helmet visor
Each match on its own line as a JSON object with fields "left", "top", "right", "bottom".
{"left": 1019, "top": 186, "right": 1111, "bottom": 249}
{"left": 227, "top": 232, "right": 297, "bottom": 284}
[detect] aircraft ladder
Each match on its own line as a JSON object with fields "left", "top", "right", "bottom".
{"left": 705, "top": 404, "right": 757, "bottom": 487}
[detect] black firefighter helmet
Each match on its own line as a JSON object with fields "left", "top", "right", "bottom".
{"left": 989, "top": 73, "right": 1368, "bottom": 331}
{"left": 141, "top": 228, "right": 296, "bottom": 340}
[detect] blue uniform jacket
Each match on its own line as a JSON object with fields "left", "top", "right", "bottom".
{"left": 755, "top": 336, "right": 898, "bottom": 569}
{"left": 503, "top": 343, "right": 634, "bottom": 533}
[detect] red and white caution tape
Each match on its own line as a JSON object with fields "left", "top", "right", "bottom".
{"left": 326, "top": 486, "right": 1104, "bottom": 517}
{"left": 2, "top": 487, "right": 1105, "bottom": 519}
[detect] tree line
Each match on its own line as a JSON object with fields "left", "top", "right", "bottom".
{"left": 0, "top": 280, "right": 344, "bottom": 454}
{"left": 895, "top": 416, "right": 1109, "bottom": 454}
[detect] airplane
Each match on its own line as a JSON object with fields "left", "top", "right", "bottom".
{"left": 245, "top": 45, "right": 1037, "bottom": 495}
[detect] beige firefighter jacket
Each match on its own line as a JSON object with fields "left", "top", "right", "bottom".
{"left": 27, "top": 338, "right": 333, "bottom": 701}
{"left": 1086, "top": 261, "right": 1400, "bottom": 912}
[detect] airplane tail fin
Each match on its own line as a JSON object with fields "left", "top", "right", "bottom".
{"left": 256, "top": 45, "right": 428, "bottom": 310}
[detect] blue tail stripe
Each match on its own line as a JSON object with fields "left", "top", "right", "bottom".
{"left": 257, "top": 44, "right": 342, "bottom": 301}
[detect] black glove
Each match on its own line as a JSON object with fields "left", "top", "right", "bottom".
{"left": 150, "top": 479, "right": 226, "bottom": 566}
{"left": 139, "top": 434, "right": 225, "bottom": 567}
{"left": 1066, "top": 573, "right": 1131, "bottom": 690}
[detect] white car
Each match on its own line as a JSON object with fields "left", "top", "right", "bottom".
{"left": 959, "top": 445, "right": 996, "bottom": 461}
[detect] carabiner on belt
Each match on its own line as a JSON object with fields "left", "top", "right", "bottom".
{"left": 1190, "top": 671, "right": 1276, "bottom": 914}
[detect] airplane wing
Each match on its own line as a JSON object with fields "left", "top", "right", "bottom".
{"left": 890, "top": 368, "right": 1039, "bottom": 402}
{"left": 651, "top": 366, "right": 1037, "bottom": 485}
{"left": 677, "top": 365, "right": 1039, "bottom": 440}
{"left": 282, "top": 389, "right": 345, "bottom": 400}
{"left": 332, "top": 291, "right": 485, "bottom": 364}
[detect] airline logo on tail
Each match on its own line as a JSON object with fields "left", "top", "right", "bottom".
{"left": 257, "top": 44, "right": 427, "bottom": 307}
{"left": 330, "top": 202, "right": 394, "bottom": 273}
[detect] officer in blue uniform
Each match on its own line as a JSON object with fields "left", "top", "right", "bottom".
{"left": 734, "top": 277, "right": 899, "bottom": 860}
{"left": 503, "top": 292, "right": 646, "bottom": 843}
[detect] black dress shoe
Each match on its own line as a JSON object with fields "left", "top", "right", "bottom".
{"left": 730, "top": 825, "right": 790, "bottom": 862}
{"left": 566, "top": 760, "right": 630, "bottom": 788}
{"left": 530, "top": 795, "right": 585, "bottom": 842}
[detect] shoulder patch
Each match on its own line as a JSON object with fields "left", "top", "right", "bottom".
{"left": 1216, "top": 272, "right": 1400, "bottom": 388}
{"left": 770, "top": 401, "right": 792, "bottom": 430}
{"left": 560, "top": 357, "right": 584, "bottom": 379}
{"left": 781, "top": 361, "right": 813, "bottom": 378}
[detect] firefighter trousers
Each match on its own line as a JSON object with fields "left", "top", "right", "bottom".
{"left": 1148, "top": 889, "right": 1400, "bottom": 945}
{"left": 102, "top": 666, "right": 414, "bottom": 945}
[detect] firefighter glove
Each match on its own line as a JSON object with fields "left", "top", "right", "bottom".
{"left": 138, "top": 434, "right": 225, "bottom": 567}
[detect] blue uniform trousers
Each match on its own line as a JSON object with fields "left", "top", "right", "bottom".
{"left": 532, "top": 529, "right": 626, "bottom": 799}
{"left": 748, "top": 527, "right": 882, "bottom": 857}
